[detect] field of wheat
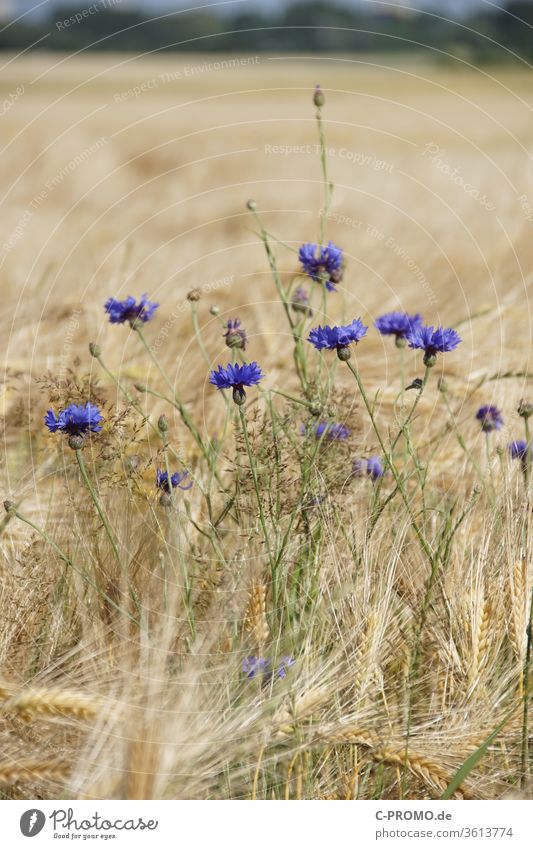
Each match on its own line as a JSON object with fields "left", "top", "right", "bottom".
{"left": 0, "top": 52, "right": 532, "bottom": 801}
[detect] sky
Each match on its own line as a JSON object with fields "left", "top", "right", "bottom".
{"left": 3, "top": 0, "right": 513, "bottom": 22}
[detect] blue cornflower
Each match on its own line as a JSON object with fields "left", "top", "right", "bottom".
{"left": 291, "top": 286, "right": 313, "bottom": 317}
{"left": 308, "top": 318, "right": 368, "bottom": 361}
{"left": 224, "top": 318, "right": 247, "bottom": 350}
{"left": 375, "top": 311, "right": 422, "bottom": 348}
{"left": 104, "top": 294, "right": 158, "bottom": 326}
{"left": 242, "top": 656, "right": 270, "bottom": 679}
{"left": 242, "top": 655, "right": 294, "bottom": 682}
{"left": 209, "top": 361, "right": 264, "bottom": 405}
{"left": 302, "top": 421, "right": 350, "bottom": 441}
{"left": 276, "top": 656, "right": 295, "bottom": 680}
{"left": 299, "top": 241, "right": 343, "bottom": 291}
{"left": 353, "top": 456, "right": 385, "bottom": 481}
{"left": 302, "top": 493, "right": 326, "bottom": 511}
{"left": 406, "top": 324, "right": 461, "bottom": 367}
{"left": 476, "top": 405, "right": 504, "bottom": 433}
{"left": 156, "top": 469, "right": 193, "bottom": 493}
{"left": 509, "top": 440, "right": 529, "bottom": 461}
{"left": 44, "top": 403, "right": 103, "bottom": 449}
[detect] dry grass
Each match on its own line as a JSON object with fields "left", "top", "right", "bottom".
{"left": 0, "top": 52, "right": 532, "bottom": 800}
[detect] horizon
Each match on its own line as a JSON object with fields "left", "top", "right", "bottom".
{"left": 3, "top": 0, "right": 516, "bottom": 23}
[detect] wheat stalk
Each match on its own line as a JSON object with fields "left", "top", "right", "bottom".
{"left": 509, "top": 559, "right": 526, "bottom": 665}
{"left": 3, "top": 687, "right": 102, "bottom": 722}
{"left": 0, "top": 678, "right": 16, "bottom": 703}
{"left": 316, "top": 726, "right": 471, "bottom": 798}
{"left": 274, "top": 687, "right": 331, "bottom": 738}
{"left": 121, "top": 733, "right": 159, "bottom": 800}
{"left": 0, "top": 759, "right": 70, "bottom": 784}
{"left": 244, "top": 583, "right": 270, "bottom": 647}
{"left": 476, "top": 597, "right": 492, "bottom": 672}
{"left": 470, "top": 594, "right": 492, "bottom": 691}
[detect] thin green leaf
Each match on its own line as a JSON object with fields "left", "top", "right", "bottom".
{"left": 440, "top": 712, "right": 513, "bottom": 799}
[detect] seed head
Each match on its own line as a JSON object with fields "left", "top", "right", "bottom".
{"left": 232, "top": 386, "right": 247, "bottom": 406}
{"left": 68, "top": 433, "right": 85, "bottom": 450}
{"left": 313, "top": 85, "right": 325, "bottom": 108}
{"left": 518, "top": 399, "right": 533, "bottom": 419}
{"left": 337, "top": 345, "right": 351, "bottom": 361}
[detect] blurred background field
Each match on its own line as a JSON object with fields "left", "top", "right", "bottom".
{"left": 1, "top": 53, "right": 532, "bottom": 420}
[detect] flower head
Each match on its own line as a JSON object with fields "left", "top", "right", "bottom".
{"left": 156, "top": 469, "right": 193, "bottom": 493}
{"left": 276, "top": 656, "right": 295, "bottom": 679}
{"left": 242, "top": 656, "right": 270, "bottom": 679}
{"left": 104, "top": 294, "right": 158, "bottom": 326}
{"left": 291, "top": 286, "right": 313, "bottom": 317}
{"left": 509, "top": 440, "right": 529, "bottom": 461}
{"left": 302, "top": 421, "right": 350, "bottom": 441}
{"left": 223, "top": 318, "right": 247, "bottom": 350}
{"left": 406, "top": 324, "right": 461, "bottom": 366}
{"left": 242, "top": 655, "right": 294, "bottom": 682}
{"left": 518, "top": 399, "right": 533, "bottom": 420}
{"left": 209, "top": 361, "right": 264, "bottom": 405}
{"left": 308, "top": 318, "right": 368, "bottom": 360}
{"left": 375, "top": 311, "right": 422, "bottom": 347}
{"left": 313, "top": 84, "right": 325, "bottom": 108}
{"left": 45, "top": 402, "right": 103, "bottom": 438}
{"left": 299, "top": 241, "right": 343, "bottom": 291}
{"left": 353, "top": 455, "right": 385, "bottom": 481}
{"left": 476, "top": 405, "right": 504, "bottom": 433}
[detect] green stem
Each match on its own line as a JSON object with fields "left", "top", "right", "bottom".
{"left": 135, "top": 326, "right": 203, "bottom": 446}
{"left": 524, "top": 417, "right": 531, "bottom": 488}
{"left": 75, "top": 449, "right": 122, "bottom": 567}
{"left": 399, "top": 344, "right": 406, "bottom": 411}
{"left": 269, "top": 388, "right": 316, "bottom": 409}
{"left": 521, "top": 434, "right": 532, "bottom": 783}
{"left": 484, "top": 431, "right": 496, "bottom": 502}
{"left": 345, "top": 360, "right": 433, "bottom": 562}
{"left": 441, "top": 392, "right": 486, "bottom": 485}
{"left": 522, "top": 557, "right": 533, "bottom": 786}
{"left": 316, "top": 106, "right": 332, "bottom": 245}
{"left": 190, "top": 301, "right": 212, "bottom": 368}
{"left": 238, "top": 405, "right": 275, "bottom": 581}
{"left": 250, "top": 209, "right": 309, "bottom": 396}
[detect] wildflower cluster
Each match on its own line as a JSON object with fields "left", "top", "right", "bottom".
{"left": 17, "top": 85, "right": 533, "bottom": 804}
